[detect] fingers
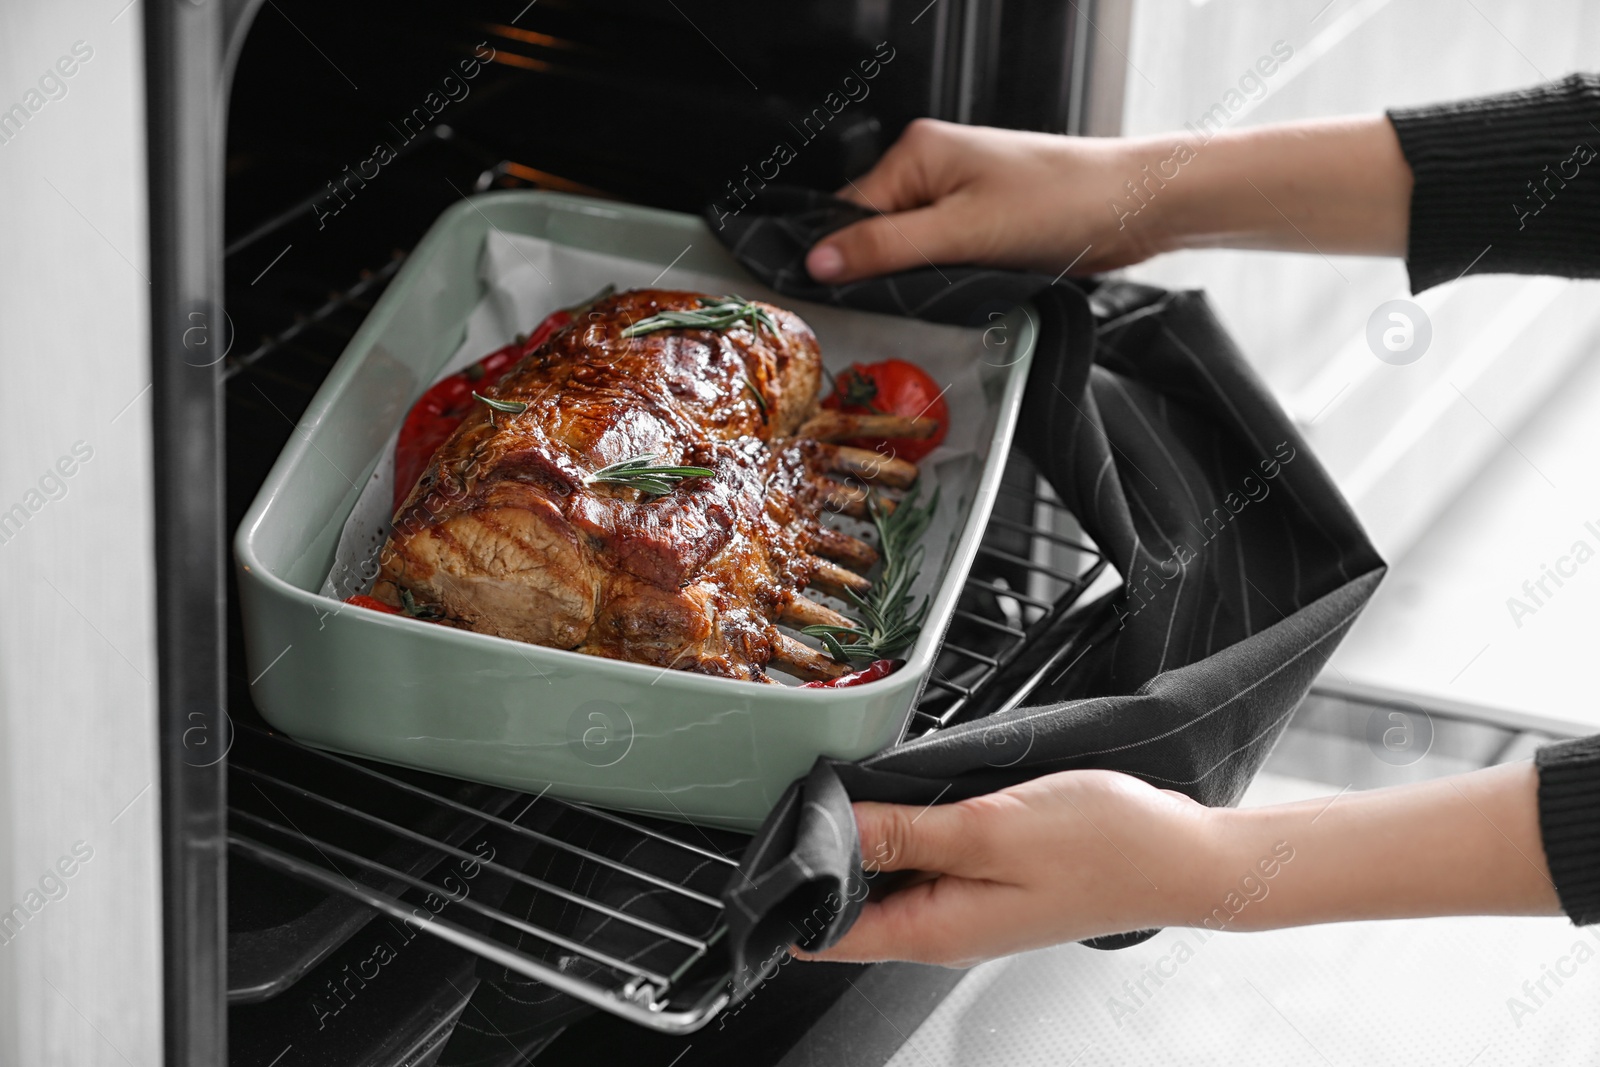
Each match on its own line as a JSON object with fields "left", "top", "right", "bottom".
{"left": 805, "top": 204, "right": 960, "bottom": 283}
{"left": 835, "top": 117, "right": 945, "bottom": 212}
{"left": 810, "top": 119, "right": 966, "bottom": 284}
{"left": 796, "top": 876, "right": 1016, "bottom": 966}
{"left": 853, "top": 799, "right": 983, "bottom": 877}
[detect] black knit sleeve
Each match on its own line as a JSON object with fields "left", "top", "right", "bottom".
{"left": 1387, "top": 74, "right": 1600, "bottom": 292}
{"left": 1534, "top": 735, "right": 1600, "bottom": 925}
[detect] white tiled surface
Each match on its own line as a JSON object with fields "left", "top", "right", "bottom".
{"left": 882, "top": 775, "right": 1600, "bottom": 1067}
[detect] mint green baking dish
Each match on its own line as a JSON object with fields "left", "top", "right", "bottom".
{"left": 235, "top": 191, "right": 1037, "bottom": 830}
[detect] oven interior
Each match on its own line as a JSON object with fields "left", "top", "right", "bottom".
{"left": 219, "top": 2, "right": 1104, "bottom": 1063}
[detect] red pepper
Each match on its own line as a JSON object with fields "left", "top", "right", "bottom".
{"left": 392, "top": 285, "right": 615, "bottom": 509}
{"left": 344, "top": 594, "right": 401, "bottom": 615}
{"left": 801, "top": 658, "right": 903, "bottom": 688}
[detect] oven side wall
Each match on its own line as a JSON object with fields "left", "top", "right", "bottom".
{"left": 0, "top": 5, "right": 164, "bottom": 1066}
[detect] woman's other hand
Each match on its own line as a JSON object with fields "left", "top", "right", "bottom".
{"left": 797, "top": 769, "right": 1218, "bottom": 967}
{"left": 795, "top": 760, "right": 1557, "bottom": 968}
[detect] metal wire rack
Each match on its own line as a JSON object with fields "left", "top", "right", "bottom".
{"left": 225, "top": 253, "right": 406, "bottom": 381}
{"left": 222, "top": 151, "right": 1113, "bottom": 1036}
{"left": 228, "top": 722, "right": 740, "bottom": 1031}
{"left": 909, "top": 480, "right": 1110, "bottom": 735}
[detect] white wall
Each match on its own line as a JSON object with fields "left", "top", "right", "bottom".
{"left": 0, "top": 3, "right": 163, "bottom": 1065}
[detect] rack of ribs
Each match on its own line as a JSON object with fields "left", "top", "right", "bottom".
{"left": 372, "top": 289, "right": 937, "bottom": 683}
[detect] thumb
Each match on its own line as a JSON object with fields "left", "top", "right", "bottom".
{"left": 805, "top": 204, "right": 956, "bottom": 284}
{"left": 853, "top": 799, "right": 977, "bottom": 876}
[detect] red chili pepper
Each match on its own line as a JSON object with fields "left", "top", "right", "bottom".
{"left": 344, "top": 594, "right": 401, "bottom": 615}
{"left": 801, "top": 658, "right": 903, "bottom": 688}
{"left": 392, "top": 285, "right": 615, "bottom": 508}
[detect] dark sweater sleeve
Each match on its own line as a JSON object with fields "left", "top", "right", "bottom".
{"left": 1387, "top": 73, "right": 1600, "bottom": 292}
{"left": 1535, "top": 735, "right": 1600, "bottom": 925}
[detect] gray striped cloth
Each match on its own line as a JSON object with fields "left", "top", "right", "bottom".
{"left": 708, "top": 188, "right": 1386, "bottom": 996}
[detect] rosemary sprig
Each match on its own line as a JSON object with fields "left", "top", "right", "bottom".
{"left": 473, "top": 391, "right": 528, "bottom": 415}
{"left": 803, "top": 485, "right": 940, "bottom": 665}
{"left": 474, "top": 390, "right": 528, "bottom": 429}
{"left": 743, "top": 378, "right": 767, "bottom": 418}
{"left": 620, "top": 295, "right": 779, "bottom": 338}
{"left": 586, "top": 453, "right": 716, "bottom": 497}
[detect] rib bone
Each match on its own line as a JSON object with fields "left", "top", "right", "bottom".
{"left": 779, "top": 596, "right": 857, "bottom": 631}
{"left": 770, "top": 633, "right": 849, "bottom": 681}
{"left": 799, "top": 410, "right": 940, "bottom": 444}
{"left": 820, "top": 480, "right": 899, "bottom": 520}
{"left": 822, "top": 445, "right": 919, "bottom": 489}
{"left": 808, "top": 556, "right": 873, "bottom": 600}
{"left": 810, "top": 527, "right": 879, "bottom": 573}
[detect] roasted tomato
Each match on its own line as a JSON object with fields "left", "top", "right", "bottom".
{"left": 343, "top": 594, "right": 400, "bottom": 614}
{"left": 821, "top": 358, "right": 949, "bottom": 463}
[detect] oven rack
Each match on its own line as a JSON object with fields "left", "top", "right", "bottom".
{"left": 910, "top": 478, "right": 1110, "bottom": 735}
{"left": 228, "top": 722, "right": 740, "bottom": 1031}
{"left": 224, "top": 252, "right": 406, "bottom": 382}
{"left": 223, "top": 155, "right": 1112, "bottom": 1035}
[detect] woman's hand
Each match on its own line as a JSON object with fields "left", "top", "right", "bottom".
{"left": 796, "top": 761, "right": 1560, "bottom": 968}
{"left": 797, "top": 769, "right": 1221, "bottom": 967}
{"left": 805, "top": 115, "right": 1414, "bottom": 285}
{"left": 804, "top": 119, "right": 1168, "bottom": 284}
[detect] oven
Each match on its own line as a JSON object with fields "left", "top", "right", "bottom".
{"left": 14, "top": 1, "right": 1126, "bottom": 1063}
{"left": 8, "top": 3, "right": 1595, "bottom": 1064}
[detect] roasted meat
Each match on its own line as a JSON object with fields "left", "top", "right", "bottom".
{"left": 372, "top": 289, "right": 935, "bottom": 683}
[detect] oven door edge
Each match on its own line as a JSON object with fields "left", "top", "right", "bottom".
{"left": 144, "top": 0, "right": 256, "bottom": 1061}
